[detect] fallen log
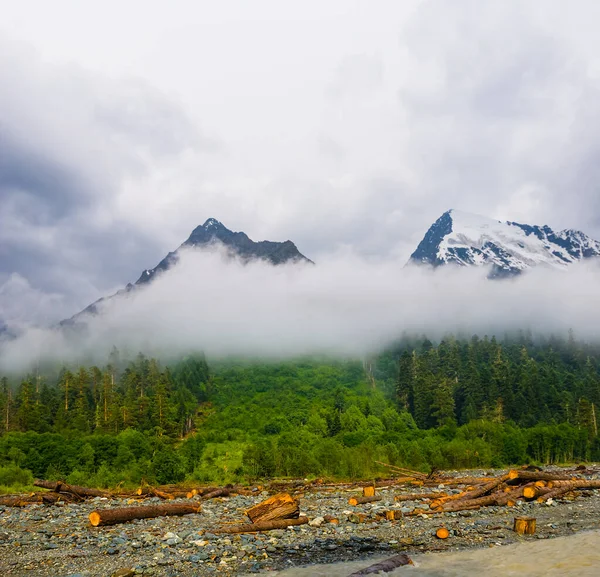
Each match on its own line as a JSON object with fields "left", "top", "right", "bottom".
{"left": 202, "top": 488, "right": 231, "bottom": 500}
{"left": 0, "top": 494, "right": 41, "bottom": 507}
{"left": 34, "top": 480, "right": 108, "bottom": 499}
{"left": 246, "top": 493, "right": 299, "bottom": 523}
{"left": 348, "top": 496, "right": 382, "bottom": 506}
{"left": 435, "top": 492, "right": 501, "bottom": 512}
{"left": 347, "top": 553, "right": 413, "bottom": 575}
{"left": 536, "top": 487, "right": 573, "bottom": 503}
{"left": 457, "top": 474, "right": 511, "bottom": 501}
{"left": 89, "top": 503, "right": 201, "bottom": 527}
{"left": 216, "top": 516, "right": 308, "bottom": 534}
{"left": 429, "top": 477, "right": 497, "bottom": 486}
{"left": 546, "top": 479, "right": 600, "bottom": 490}
{"left": 41, "top": 492, "right": 80, "bottom": 504}
{"left": 508, "top": 470, "right": 573, "bottom": 482}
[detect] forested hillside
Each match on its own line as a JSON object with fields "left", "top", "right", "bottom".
{"left": 0, "top": 332, "right": 599, "bottom": 491}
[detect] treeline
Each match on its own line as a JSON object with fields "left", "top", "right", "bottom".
{"left": 0, "top": 352, "right": 211, "bottom": 438}
{"left": 393, "top": 331, "right": 600, "bottom": 433}
{"left": 1, "top": 333, "right": 600, "bottom": 489}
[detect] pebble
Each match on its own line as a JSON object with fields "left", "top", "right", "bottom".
{"left": 0, "top": 467, "right": 597, "bottom": 576}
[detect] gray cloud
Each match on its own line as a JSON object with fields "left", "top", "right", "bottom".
{"left": 2, "top": 1, "right": 600, "bottom": 330}
{"left": 0, "top": 37, "right": 211, "bottom": 324}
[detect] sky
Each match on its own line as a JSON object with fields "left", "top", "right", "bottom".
{"left": 2, "top": 0, "right": 600, "bottom": 328}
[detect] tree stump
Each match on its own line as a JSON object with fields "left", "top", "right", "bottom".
{"left": 362, "top": 486, "right": 375, "bottom": 497}
{"left": 513, "top": 517, "right": 536, "bottom": 535}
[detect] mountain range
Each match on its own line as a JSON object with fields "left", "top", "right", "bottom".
{"left": 409, "top": 209, "right": 600, "bottom": 276}
{"left": 59, "top": 209, "right": 600, "bottom": 326}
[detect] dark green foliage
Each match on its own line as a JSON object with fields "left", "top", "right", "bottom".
{"left": 1, "top": 332, "right": 600, "bottom": 486}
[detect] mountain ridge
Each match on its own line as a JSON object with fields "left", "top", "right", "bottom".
{"left": 62, "top": 219, "right": 312, "bottom": 326}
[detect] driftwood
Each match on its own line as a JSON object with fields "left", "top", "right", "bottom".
{"left": 217, "top": 517, "right": 308, "bottom": 534}
{"left": 246, "top": 493, "right": 299, "bottom": 523}
{"left": 89, "top": 503, "right": 201, "bottom": 526}
{"left": 34, "top": 480, "right": 108, "bottom": 499}
{"left": 347, "top": 553, "right": 413, "bottom": 575}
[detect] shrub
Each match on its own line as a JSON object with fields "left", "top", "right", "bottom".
{"left": 0, "top": 465, "right": 34, "bottom": 487}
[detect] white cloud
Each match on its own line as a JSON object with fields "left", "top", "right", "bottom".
{"left": 3, "top": 248, "right": 600, "bottom": 372}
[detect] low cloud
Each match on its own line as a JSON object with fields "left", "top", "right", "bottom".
{"left": 2, "top": 248, "right": 600, "bottom": 372}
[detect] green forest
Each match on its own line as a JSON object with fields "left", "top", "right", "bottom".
{"left": 1, "top": 331, "right": 599, "bottom": 492}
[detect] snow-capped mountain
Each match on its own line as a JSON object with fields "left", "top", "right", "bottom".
{"left": 62, "top": 219, "right": 311, "bottom": 326}
{"left": 409, "top": 209, "right": 600, "bottom": 276}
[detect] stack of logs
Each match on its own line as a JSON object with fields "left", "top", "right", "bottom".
{"left": 217, "top": 492, "right": 308, "bottom": 534}
{"left": 359, "top": 468, "right": 600, "bottom": 518}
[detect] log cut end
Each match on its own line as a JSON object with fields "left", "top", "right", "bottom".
{"left": 246, "top": 493, "right": 299, "bottom": 524}
{"left": 435, "top": 527, "right": 450, "bottom": 539}
{"left": 89, "top": 511, "right": 101, "bottom": 527}
{"left": 513, "top": 517, "right": 536, "bottom": 535}
{"left": 362, "top": 486, "right": 375, "bottom": 497}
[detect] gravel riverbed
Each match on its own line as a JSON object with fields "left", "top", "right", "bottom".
{"left": 1, "top": 468, "right": 599, "bottom": 577}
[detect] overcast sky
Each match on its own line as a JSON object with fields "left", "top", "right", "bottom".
{"left": 2, "top": 0, "right": 600, "bottom": 326}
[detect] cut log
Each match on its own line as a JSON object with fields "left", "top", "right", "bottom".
{"left": 217, "top": 516, "right": 308, "bottom": 534}
{"left": 522, "top": 486, "right": 539, "bottom": 500}
{"left": 508, "top": 470, "right": 573, "bottom": 482}
{"left": 89, "top": 503, "right": 201, "bottom": 527}
{"left": 435, "top": 527, "right": 450, "bottom": 539}
{"left": 457, "top": 474, "right": 511, "bottom": 501}
{"left": 435, "top": 491, "right": 503, "bottom": 512}
{"left": 347, "top": 553, "right": 413, "bottom": 575}
{"left": 348, "top": 496, "right": 382, "bottom": 506}
{"left": 202, "top": 488, "right": 231, "bottom": 500}
{"left": 495, "top": 483, "right": 535, "bottom": 506}
{"left": 362, "top": 486, "right": 376, "bottom": 497}
{"left": 0, "top": 494, "right": 41, "bottom": 507}
{"left": 430, "top": 477, "right": 496, "bottom": 486}
{"left": 34, "top": 480, "right": 108, "bottom": 499}
{"left": 245, "top": 493, "right": 299, "bottom": 523}
{"left": 546, "top": 479, "right": 600, "bottom": 490}
{"left": 323, "top": 515, "right": 339, "bottom": 524}
{"left": 536, "top": 487, "right": 573, "bottom": 503}
{"left": 513, "top": 517, "right": 536, "bottom": 535}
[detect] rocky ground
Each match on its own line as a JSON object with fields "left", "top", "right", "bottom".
{"left": 1, "top": 468, "right": 599, "bottom": 577}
